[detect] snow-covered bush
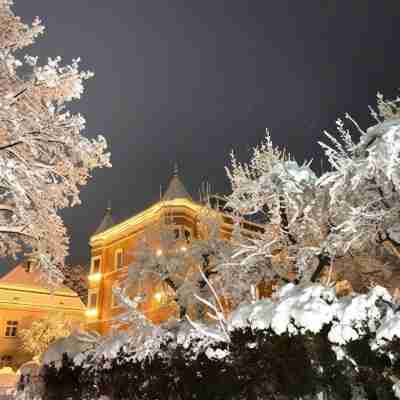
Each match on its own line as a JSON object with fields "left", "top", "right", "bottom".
{"left": 40, "top": 284, "right": 400, "bottom": 400}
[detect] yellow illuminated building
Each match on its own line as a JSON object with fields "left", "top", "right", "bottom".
{"left": 88, "top": 168, "right": 264, "bottom": 335}
{"left": 0, "top": 264, "right": 86, "bottom": 367}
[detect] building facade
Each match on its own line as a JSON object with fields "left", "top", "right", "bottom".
{"left": 0, "top": 264, "right": 86, "bottom": 367}
{"left": 87, "top": 170, "right": 263, "bottom": 335}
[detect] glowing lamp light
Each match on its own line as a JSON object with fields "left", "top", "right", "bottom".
{"left": 180, "top": 246, "right": 187, "bottom": 252}
{"left": 88, "top": 272, "right": 102, "bottom": 282}
{"left": 154, "top": 292, "right": 163, "bottom": 302}
{"left": 156, "top": 249, "right": 163, "bottom": 257}
{"left": 85, "top": 308, "right": 98, "bottom": 318}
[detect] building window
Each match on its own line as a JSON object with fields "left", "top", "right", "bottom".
{"left": 91, "top": 257, "right": 101, "bottom": 274}
{"left": 0, "top": 355, "right": 12, "bottom": 365}
{"left": 88, "top": 290, "right": 98, "bottom": 309}
{"left": 172, "top": 226, "right": 192, "bottom": 242}
{"left": 111, "top": 292, "right": 119, "bottom": 308}
{"left": 25, "top": 261, "right": 32, "bottom": 273}
{"left": 5, "top": 321, "right": 18, "bottom": 337}
{"left": 184, "top": 229, "right": 191, "bottom": 242}
{"left": 111, "top": 281, "right": 121, "bottom": 308}
{"left": 115, "top": 249, "right": 124, "bottom": 270}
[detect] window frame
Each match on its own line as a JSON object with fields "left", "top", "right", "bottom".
{"left": 0, "top": 355, "right": 12, "bottom": 364}
{"left": 172, "top": 225, "right": 193, "bottom": 242}
{"left": 90, "top": 256, "right": 102, "bottom": 275}
{"left": 87, "top": 289, "right": 99, "bottom": 309}
{"left": 114, "top": 248, "right": 124, "bottom": 270}
{"left": 183, "top": 228, "right": 192, "bottom": 242}
{"left": 4, "top": 320, "right": 18, "bottom": 338}
{"left": 111, "top": 291, "right": 120, "bottom": 308}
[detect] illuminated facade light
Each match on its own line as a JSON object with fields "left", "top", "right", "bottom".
{"left": 154, "top": 292, "right": 163, "bottom": 302}
{"left": 156, "top": 249, "right": 163, "bottom": 257}
{"left": 85, "top": 308, "right": 98, "bottom": 318}
{"left": 88, "top": 272, "right": 102, "bottom": 283}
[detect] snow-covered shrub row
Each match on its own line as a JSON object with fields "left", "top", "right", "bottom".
{"left": 38, "top": 284, "right": 400, "bottom": 400}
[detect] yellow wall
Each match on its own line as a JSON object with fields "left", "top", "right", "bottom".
{"left": 0, "top": 307, "right": 83, "bottom": 367}
{"left": 87, "top": 200, "right": 201, "bottom": 334}
{"left": 0, "top": 265, "right": 86, "bottom": 368}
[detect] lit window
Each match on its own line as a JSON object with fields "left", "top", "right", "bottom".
{"left": 88, "top": 291, "right": 98, "bottom": 309}
{"left": 115, "top": 249, "right": 123, "bottom": 269}
{"left": 91, "top": 257, "right": 101, "bottom": 274}
{"left": 5, "top": 321, "right": 18, "bottom": 337}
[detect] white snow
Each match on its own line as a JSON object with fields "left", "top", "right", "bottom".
{"left": 205, "top": 347, "right": 229, "bottom": 360}
{"left": 394, "top": 381, "right": 400, "bottom": 400}
{"left": 229, "top": 283, "right": 336, "bottom": 335}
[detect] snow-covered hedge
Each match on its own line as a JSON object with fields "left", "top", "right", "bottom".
{"left": 40, "top": 284, "right": 400, "bottom": 400}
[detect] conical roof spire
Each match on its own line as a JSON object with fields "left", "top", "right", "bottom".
{"left": 94, "top": 202, "right": 115, "bottom": 235}
{"left": 161, "top": 163, "right": 192, "bottom": 201}
{"left": 173, "top": 162, "right": 179, "bottom": 176}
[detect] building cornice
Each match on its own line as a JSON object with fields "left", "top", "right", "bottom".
{"left": 0, "top": 284, "right": 79, "bottom": 298}
{"left": 90, "top": 198, "right": 203, "bottom": 247}
{"left": 0, "top": 301, "right": 85, "bottom": 313}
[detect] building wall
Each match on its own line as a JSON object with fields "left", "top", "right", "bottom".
{"left": 0, "top": 305, "right": 84, "bottom": 368}
{"left": 87, "top": 202, "right": 206, "bottom": 334}
{"left": 87, "top": 199, "right": 265, "bottom": 335}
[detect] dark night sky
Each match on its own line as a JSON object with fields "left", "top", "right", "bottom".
{"left": 10, "top": 1, "right": 400, "bottom": 270}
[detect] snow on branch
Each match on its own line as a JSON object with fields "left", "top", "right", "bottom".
{"left": 0, "top": 1, "right": 111, "bottom": 284}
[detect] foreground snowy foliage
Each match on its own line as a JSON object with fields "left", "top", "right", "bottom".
{"left": 38, "top": 284, "right": 400, "bottom": 400}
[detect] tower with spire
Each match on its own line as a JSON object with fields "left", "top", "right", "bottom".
{"left": 94, "top": 201, "right": 115, "bottom": 236}
{"left": 88, "top": 163, "right": 199, "bottom": 334}
{"left": 87, "top": 163, "right": 263, "bottom": 335}
{"left": 161, "top": 163, "right": 192, "bottom": 201}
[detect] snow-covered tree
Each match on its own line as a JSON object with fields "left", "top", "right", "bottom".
{"left": 19, "top": 313, "right": 72, "bottom": 359}
{"left": 225, "top": 133, "right": 327, "bottom": 286}
{"left": 0, "top": 1, "right": 110, "bottom": 284}
{"left": 60, "top": 264, "right": 88, "bottom": 303}
{"left": 319, "top": 93, "right": 400, "bottom": 261}
{"left": 225, "top": 94, "right": 400, "bottom": 292}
